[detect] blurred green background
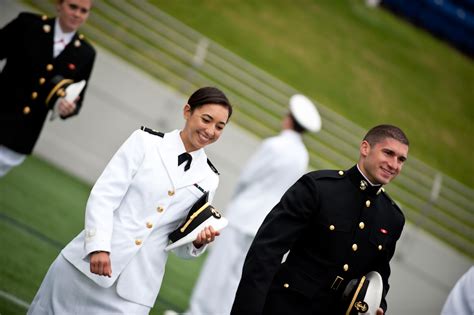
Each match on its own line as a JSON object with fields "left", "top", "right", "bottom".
{"left": 150, "top": 0, "right": 474, "bottom": 188}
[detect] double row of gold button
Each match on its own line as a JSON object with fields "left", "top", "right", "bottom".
{"left": 23, "top": 64, "right": 55, "bottom": 115}
{"left": 134, "top": 190, "right": 175, "bottom": 246}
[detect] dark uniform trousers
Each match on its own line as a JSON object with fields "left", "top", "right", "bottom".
{"left": 0, "top": 12, "right": 96, "bottom": 155}
{"left": 231, "top": 166, "right": 405, "bottom": 315}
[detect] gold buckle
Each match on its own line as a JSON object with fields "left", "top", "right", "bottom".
{"left": 331, "top": 276, "right": 344, "bottom": 290}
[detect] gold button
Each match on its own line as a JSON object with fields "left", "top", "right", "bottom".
{"left": 352, "top": 244, "right": 358, "bottom": 251}
{"left": 329, "top": 225, "right": 335, "bottom": 231}
{"left": 338, "top": 170, "right": 344, "bottom": 176}
{"left": 135, "top": 239, "right": 142, "bottom": 246}
{"left": 378, "top": 245, "right": 383, "bottom": 250}
{"left": 146, "top": 222, "right": 153, "bottom": 229}
{"left": 168, "top": 190, "right": 175, "bottom": 196}
{"left": 39, "top": 77, "right": 46, "bottom": 85}
{"left": 157, "top": 206, "right": 164, "bottom": 213}
{"left": 343, "top": 264, "right": 349, "bottom": 272}
{"left": 23, "top": 106, "right": 31, "bottom": 114}
{"left": 42, "top": 15, "right": 48, "bottom": 21}
{"left": 359, "top": 222, "right": 365, "bottom": 229}
{"left": 31, "top": 91, "right": 38, "bottom": 100}
{"left": 79, "top": 34, "right": 85, "bottom": 40}
{"left": 283, "top": 283, "right": 289, "bottom": 288}
{"left": 46, "top": 64, "right": 53, "bottom": 71}
{"left": 365, "top": 200, "right": 371, "bottom": 207}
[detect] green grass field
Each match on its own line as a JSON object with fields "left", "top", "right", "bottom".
{"left": 0, "top": 157, "right": 205, "bottom": 314}
{"left": 150, "top": 0, "right": 474, "bottom": 188}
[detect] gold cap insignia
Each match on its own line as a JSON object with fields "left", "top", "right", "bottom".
{"left": 210, "top": 206, "right": 222, "bottom": 218}
{"left": 355, "top": 301, "right": 369, "bottom": 312}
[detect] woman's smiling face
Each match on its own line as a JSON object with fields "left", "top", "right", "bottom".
{"left": 180, "top": 103, "right": 229, "bottom": 152}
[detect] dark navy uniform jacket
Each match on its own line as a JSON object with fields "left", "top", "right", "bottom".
{"left": 0, "top": 12, "right": 96, "bottom": 154}
{"left": 231, "top": 165, "right": 405, "bottom": 315}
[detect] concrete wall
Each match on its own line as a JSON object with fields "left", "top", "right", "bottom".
{"left": 1, "top": 1, "right": 472, "bottom": 314}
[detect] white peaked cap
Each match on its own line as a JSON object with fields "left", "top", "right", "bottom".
{"left": 362, "top": 271, "right": 384, "bottom": 315}
{"left": 289, "top": 94, "right": 322, "bottom": 133}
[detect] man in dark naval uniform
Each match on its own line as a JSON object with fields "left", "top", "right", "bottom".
{"left": 0, "top": 0, "right": 95, "bottom": 176}
{"left": 231, "top": 124, "right": 409, "bottom": 315}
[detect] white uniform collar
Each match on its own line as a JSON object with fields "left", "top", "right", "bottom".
{"left": 159, "top": 130, "right": 209, "bottom": 188}
{"left": 280, "top": 129, "right": 302, "bottom": 140}
{"left": 170, "top": 130, "right": 205, "bottom": 160}
{"left": 356, "top": 164, "right": 381, "bottom": 187}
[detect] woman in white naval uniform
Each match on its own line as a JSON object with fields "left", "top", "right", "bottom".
{"left": 28, "top": 87, "right": 233, "bottom": 314}
{"left": 186, "top": 94, "right": 321, "bottom": 315}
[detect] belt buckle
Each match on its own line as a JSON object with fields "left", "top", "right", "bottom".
{"left": 331, "top": 276, "right": 344, "bottom": 290}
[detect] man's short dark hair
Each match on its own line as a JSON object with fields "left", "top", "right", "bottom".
{"left": 363, "top": 124, "right": 409, "bottom": 146}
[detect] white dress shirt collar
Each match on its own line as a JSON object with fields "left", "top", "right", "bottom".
{"left": 356, "top": 163, "right": 381, "bottom": 187}
{"left": 53, "top": 18, "right": 75, "bottom": 57}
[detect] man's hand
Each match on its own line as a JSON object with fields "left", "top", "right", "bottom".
{"left": 193, "top": 226, "right": 220, "bottom": 248}
{"left": 90, "top": 251, "right": 112, "bottom": 277}
{"left": 57, "top": 97, "right": 77, "bottom": 117}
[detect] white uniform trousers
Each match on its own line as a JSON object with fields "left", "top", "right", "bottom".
{"left": 0, "top": 145, "right": 26, "bottom": 177}
{"left": 187, "top": 226, "right": 253, "bottom": 315}
{"left": 27, "top": 254, "right": 150, "bottom": 315}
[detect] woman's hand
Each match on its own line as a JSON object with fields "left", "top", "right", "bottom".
{"left": 193, "top": 226, "right": 220, "bottom": 248}
{"left": 90, "top": 251, "right": 112, "bottom": 277}
{"left": 376, "top": 307, "right": 384, "bottom": 315}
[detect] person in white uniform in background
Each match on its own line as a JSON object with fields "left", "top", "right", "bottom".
{"left": 441, "top": 266, "right": 474, "bottom": 315}
{"left": 186, "top": 94, "right": 321, "bottom": 315}
{"left": 27, "top": 86, "right": 232, "bottom": 315}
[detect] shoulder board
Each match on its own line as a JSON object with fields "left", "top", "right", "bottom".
{"left": 207, "top": 159, "right": 219, "bottom": 175}
{"left": 309, "top": 169, "right": 346, "bottom": 180}
{"left": 381, "top": 189, "right": 404, "bottom": 215}
{"left": 77, "top": 34, "right": 96, "bottom": 52}
{"left": 19, "top": 12, "right": 43, "bottom": 20}
{"left": 140, "top": 126, "right": 164, "bottom": 137}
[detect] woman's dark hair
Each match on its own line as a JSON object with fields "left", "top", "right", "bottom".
{"left": 187, "top": 87, "right": 233, "bottom": 120}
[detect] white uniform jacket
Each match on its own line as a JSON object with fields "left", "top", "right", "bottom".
{"left": 61, "top": 129, "right": 219, "bottom": 307}
{"left": 226, "top": 130, "right": 309, "bottom": 235}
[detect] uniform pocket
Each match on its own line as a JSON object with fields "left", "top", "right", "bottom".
{"left": 368, "top": 226, "right": 393, "bottom": 252}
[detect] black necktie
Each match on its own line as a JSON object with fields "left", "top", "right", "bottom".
{"left": 178, "top": 152, "right": 192, "bottom": 172}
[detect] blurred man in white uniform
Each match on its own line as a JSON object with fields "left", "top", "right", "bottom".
{"left": 186, "top": 94, "right": 321, "bottom": 315}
